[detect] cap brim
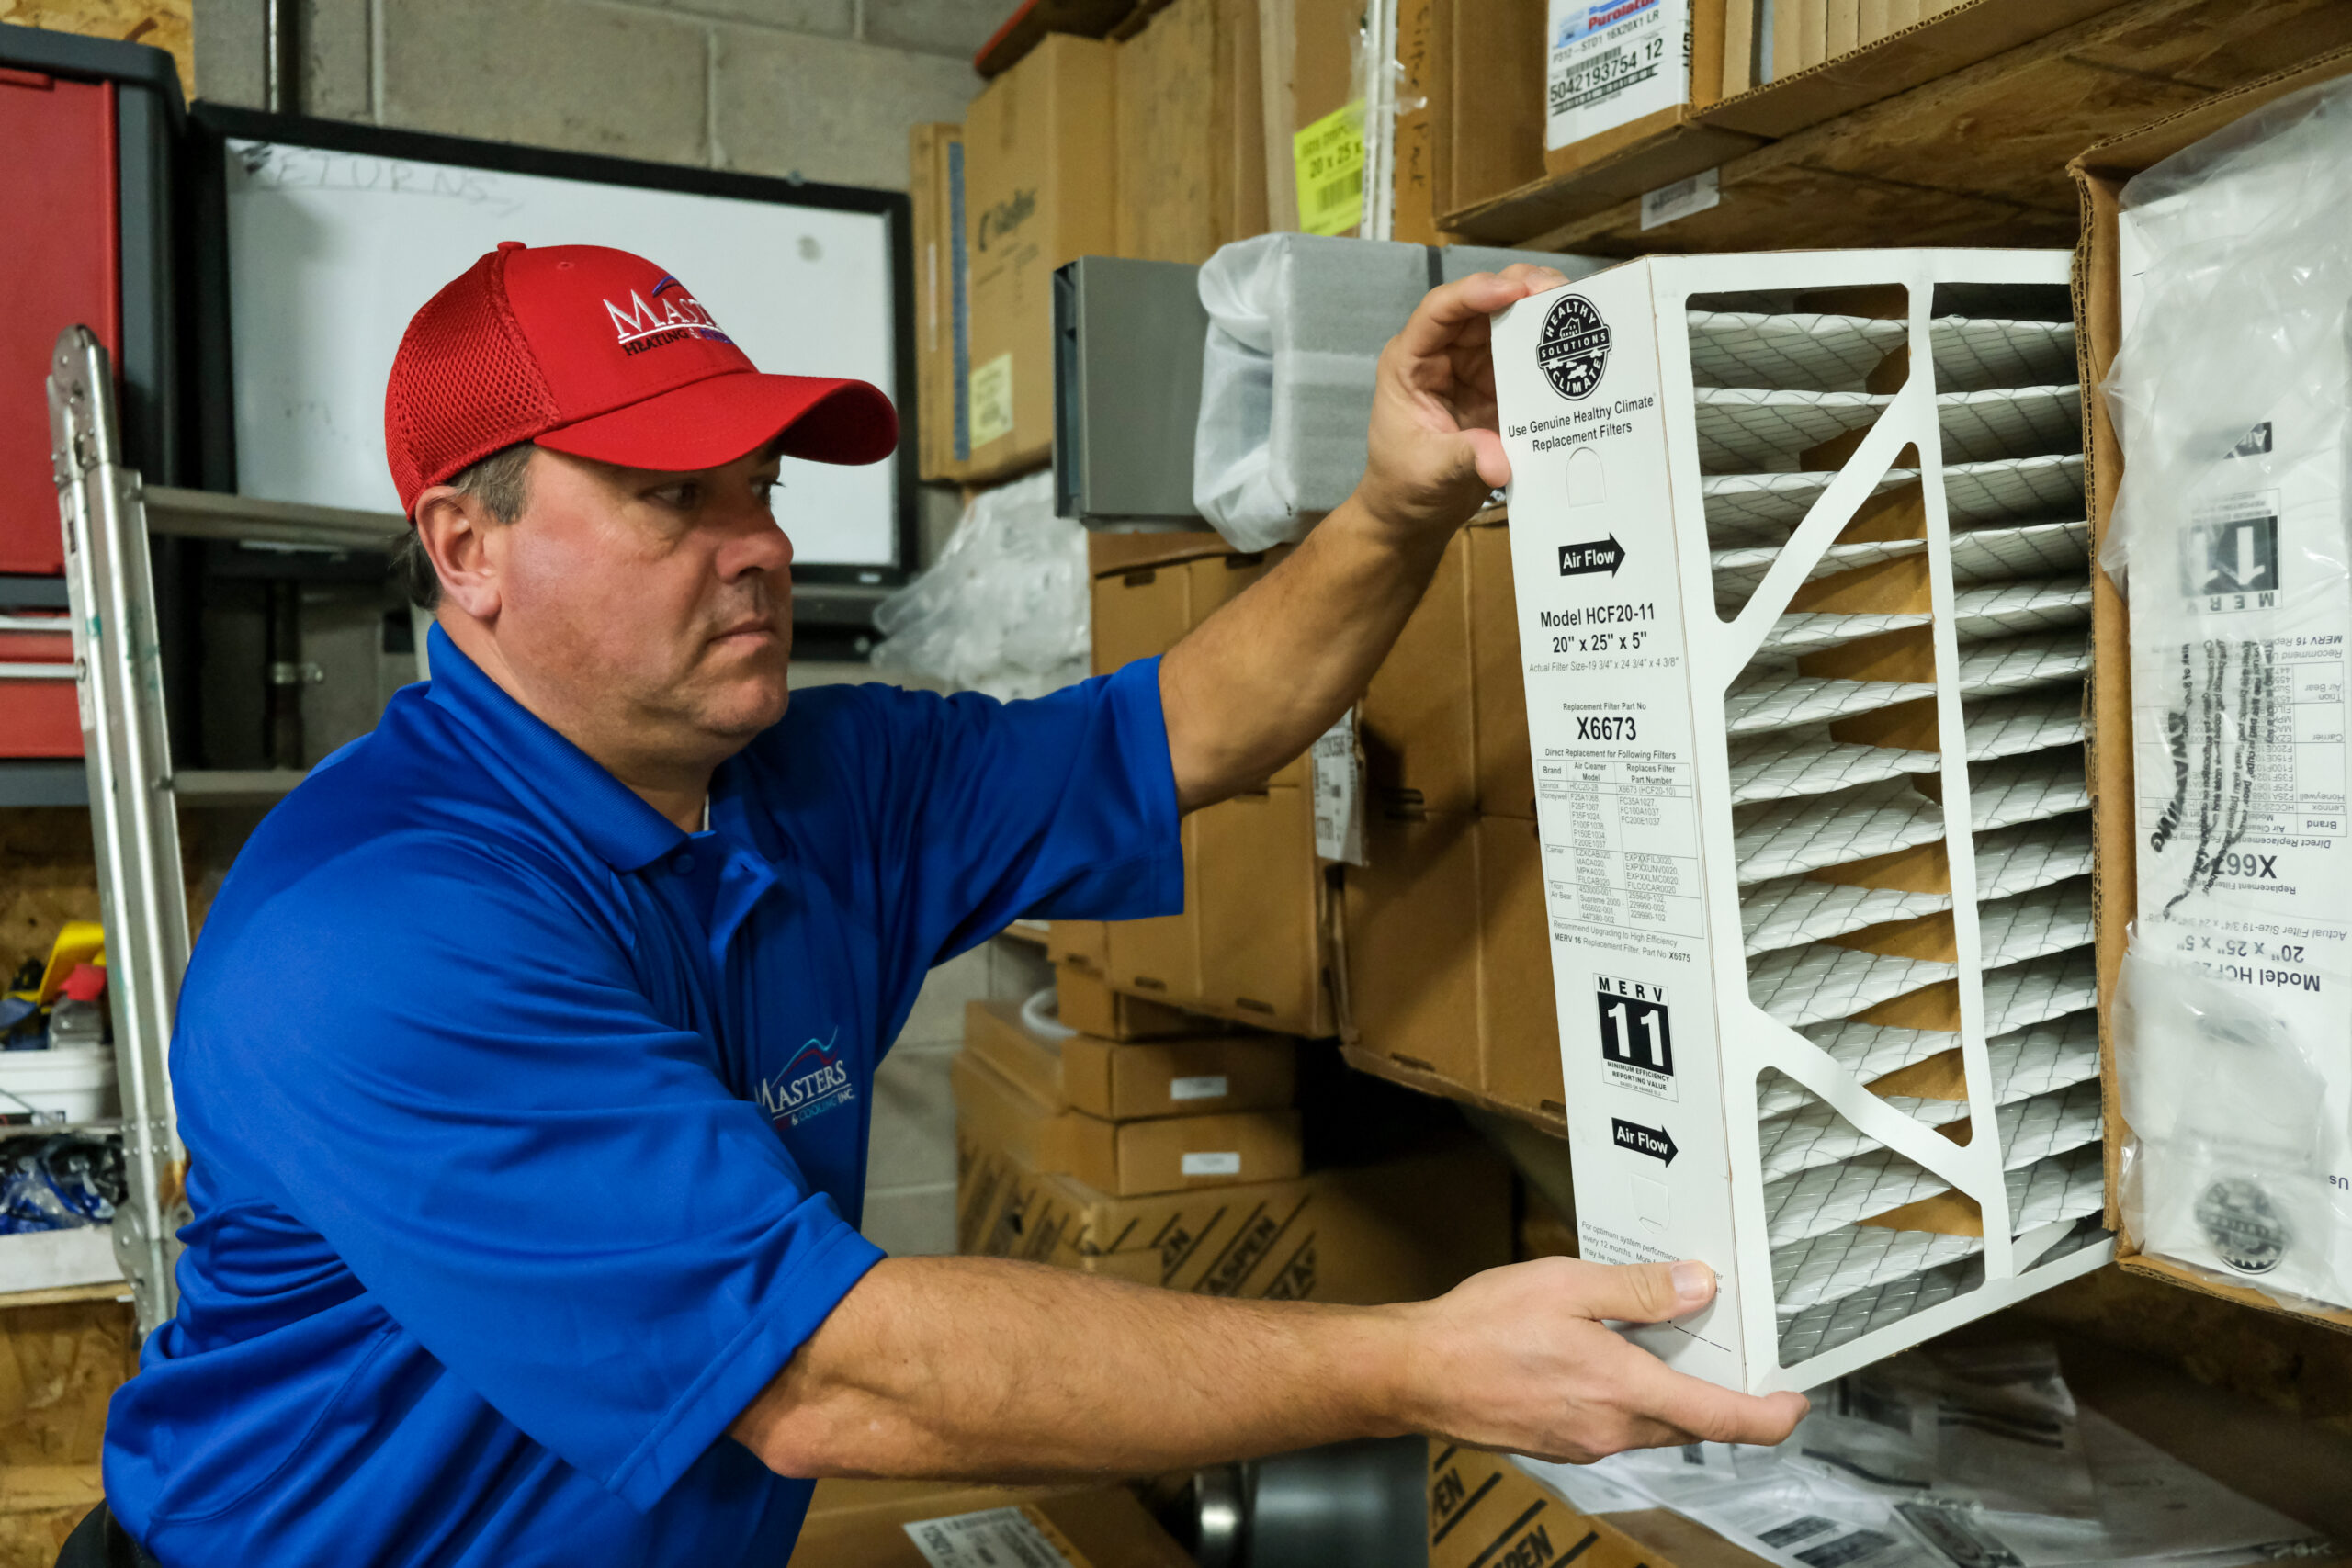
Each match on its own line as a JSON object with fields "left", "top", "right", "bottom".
{"left": 533, "top": 370, "right": 898, "bottom": 472}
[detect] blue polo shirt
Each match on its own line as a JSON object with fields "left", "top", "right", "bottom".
{"left": 103, "top": 626, "right": 1182, "bottom": 1565}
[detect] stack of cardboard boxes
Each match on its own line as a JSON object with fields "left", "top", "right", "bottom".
{"left": 954, "top": 960, "right": 1514, "bottom": 1302}
{"left": 907, "top": 0, "right": 1447, "bottom": 489}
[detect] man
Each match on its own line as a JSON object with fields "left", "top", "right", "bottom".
{"left": 92, "top": 242, "right": 1804, "bottom": 1564}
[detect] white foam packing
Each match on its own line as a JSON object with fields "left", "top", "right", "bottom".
{"left": 1701, "top": 455, "right": 2084, "bottom": 543}
{"left": 1690, "top": 384, "right": 2081, "bottom": 472}
{"left": 1683, "top": 312, "right": 2075, "bottom": 394}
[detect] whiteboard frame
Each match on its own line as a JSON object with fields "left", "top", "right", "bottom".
{"left": 185, "top": 105, "right": 921, "bottom": 591}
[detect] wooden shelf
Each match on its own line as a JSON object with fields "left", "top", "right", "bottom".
{"left": 1438, "top": 0, "right": 2352, "bottom": 254}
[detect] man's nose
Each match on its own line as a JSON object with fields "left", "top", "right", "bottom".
{"left": 722, "top": 519, "right": 794, "bottom": 580}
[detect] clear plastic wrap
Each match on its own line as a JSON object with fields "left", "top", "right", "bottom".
{"left": 868, "top": 471, "right": 1088, "bottom": 701}
{"left": 2100, "top": 77, "right": 2352, "bottom": 1316}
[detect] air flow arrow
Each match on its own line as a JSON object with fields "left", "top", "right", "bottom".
{"left": 1611, "top": 1117, "right": 1678, "bottom": 1166}
{"left": 1557, "top": 536, "right": 1625, "bottom": 578}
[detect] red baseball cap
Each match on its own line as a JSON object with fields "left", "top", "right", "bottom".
{"left": 383, "top": 241, "right": 897, "bottom": 514}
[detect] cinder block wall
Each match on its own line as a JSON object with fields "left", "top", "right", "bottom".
{"left": 192, "top": 0, "right": 987, "bottom": 193}
{"left": 190, "top": 0, "right": 999, "bottom": 1254}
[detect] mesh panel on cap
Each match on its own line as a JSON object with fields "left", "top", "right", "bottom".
{"left": 384, "top": 252, "right": 560, "bottom": 510}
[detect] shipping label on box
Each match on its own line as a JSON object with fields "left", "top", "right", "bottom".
{"left": 1544, "top": 0, "right": 1692, "bottom": 152}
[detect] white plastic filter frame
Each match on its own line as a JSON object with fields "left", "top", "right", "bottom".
{"left": 1497, "top": 249, "right": 2112, "bottom": 1396}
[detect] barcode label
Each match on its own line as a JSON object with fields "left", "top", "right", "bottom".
{"left": 1182, "top": 1151, "right": 1242, "bottom": 1177}
{"left": 1170, "top": 1075, "right": 1230, "bottom": 1101}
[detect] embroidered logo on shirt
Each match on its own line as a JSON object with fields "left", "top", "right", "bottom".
{"left": 755, "top": 1030, "right": 856, "bottom": 1129}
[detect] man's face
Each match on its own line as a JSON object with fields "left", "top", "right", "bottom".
{"left": 491, "top": 444, "right": 795, "bottom": 757}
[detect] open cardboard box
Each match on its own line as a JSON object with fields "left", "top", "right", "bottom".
{"left": 2071, "top": 42, "right": 2352, "bottom": 1337}
{"left": 1433, "top": 0, "right": 2140, "bottom": 244}
{"left": 797, "top": 1479, "right": 1193, "bottom": 1567}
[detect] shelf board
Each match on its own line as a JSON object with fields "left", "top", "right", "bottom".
{"left": 173, "top": 769, "right": 308, "bottom": 805}
{"left": 142, "top": 485, "right": 405, "bottom": 553}
{"left": 0, "top": 1281, "right": 130, "bottom": 1312}
{"left": 0, "top": 1225, "right": 122, "bottom": 1301}
{"left": 0, "top": 761, "right": 87, "bottom": 807}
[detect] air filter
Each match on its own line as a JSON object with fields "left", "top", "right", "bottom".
{"left": 1491, "top": 251, "right": 2108, "bottom": 1393}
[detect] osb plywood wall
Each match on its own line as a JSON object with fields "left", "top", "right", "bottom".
{"left": 0, "top": 808, "right": 225, "bottom": 982}
{"left": 0, "top": 1297, "right": 136, "bottom": 1562}
{"left": 0, "top": 1, "right": 194, "bottom": 96}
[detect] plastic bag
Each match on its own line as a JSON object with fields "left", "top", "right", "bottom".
{"left": 2112, "top": 942, "right": 2352, "bottom": 1310}
{"left": 0, "top": 1135, "right": 123, "bottom": 1235}
{"left": 2099, "top": 75, "right": 2352, "bottom": 1316}
{"left": 868, "top": 471, "right": 1088, "bottom": 702}
{"left": 1192, "top": 235, "right": 1610, "bottom": 551}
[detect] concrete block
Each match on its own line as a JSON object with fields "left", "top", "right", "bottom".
{"left": 894, "top": 942, "right": 989, "bottom": 1045}
{"left": 301, "top": 0, "right": 374, "bottom": 120}
{"left": 648, "top": 0, "right": 852, "bottom": 37}
{"left": 859, "top": 1182, "right": 958, "bottom": 1256}
{"left": 861, "top": 0, "right": 1001, "bottom": 60}
{"left": 381, "top": 0, "right": 709, "bottom": 166}
{"left": 193, "top": 0, "right": 266, "bottom": 107}
{"left": 712, "top": 26, "right": 978, "bottom": 191}
{"left": 865, "top": 1041, "right": 958, "bottom": 1190}
{"left": 988, "top": 936, "right": 1054, "bottom": 1002}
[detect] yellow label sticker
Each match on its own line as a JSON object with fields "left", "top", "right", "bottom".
{"left": 1293, "top": 100, "right": 1366, "bottom": 237}
{"left": 967, "top": 351, "right": 1015, "bottom": 450}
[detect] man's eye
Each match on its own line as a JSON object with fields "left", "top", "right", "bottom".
{"left": 752, "top": 479, "right": 780, "bottom": 505}
{"left": 650, "top": 482, "right": 697, "bottom": 508}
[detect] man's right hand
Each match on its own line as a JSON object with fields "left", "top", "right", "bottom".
{"left": 1391, "top": 1257, "right": 1811, "bottom": 1463}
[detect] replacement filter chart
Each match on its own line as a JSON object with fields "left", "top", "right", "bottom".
{"left": 1495, "top": 249, "right": 2112, "bottom": 1395}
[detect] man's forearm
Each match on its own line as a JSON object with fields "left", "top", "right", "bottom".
{"left": 1158, "top": 498, "right": 1453, "bottom": 811}
{"left": 730, "top": 1256, "right": 1407, "bottom": 1482}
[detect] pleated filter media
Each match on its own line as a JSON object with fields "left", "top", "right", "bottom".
{"left": 1488, "top": 251, "right": 2110, "bottom": 1394}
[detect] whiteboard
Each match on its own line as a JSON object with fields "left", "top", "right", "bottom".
{"left": 220, "top": 136, "right": 904, "bottom": 572}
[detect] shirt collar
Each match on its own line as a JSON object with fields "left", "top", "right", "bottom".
{"left": 423, "top": 622, "right": 688, "bottom": 874}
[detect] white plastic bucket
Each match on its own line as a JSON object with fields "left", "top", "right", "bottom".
{"left": 0, "top": 1045, "right": 119, "bottom": 1125}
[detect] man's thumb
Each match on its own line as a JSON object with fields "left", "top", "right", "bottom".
{"left": 1577, "top": 1259, "right": 1717, "bottom": 1325}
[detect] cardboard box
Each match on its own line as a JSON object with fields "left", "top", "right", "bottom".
{"left": 1540, "top": 0, "right": 1734, "bottom": 177}
{"left": 1340, "top": 807, "right": 1564, "bottom": 1128}
{"left": 1435, "top": 0, "right": 2142, "bottom": 245}
{"left": 1047, "top": 918, "right": 1110, "bottom": 975}
{"left": 1429, "top": 1444, "right": 1777, "bottom": 1568}
{"left": 963, "top": 35, "right": 1117, "bottom": 481}
{"left": 959, "top": 1134, "right": 1514, "bottom": 1302}
{"left": 2070, "top": 44, "right": 2352, "bottom": 1337}
{"left": 1054, "top": 964, "right": 1200, "bottom": 1040}
{"left": 1359, "top": 513, "right": 1532, "bottom": 819}
{"left": 1114, "top": 0, "right": 1267, "bottom": 264}
{"left": 908, "top": 123, "right": 967, "bottom": 484}
{"left": 953, "top": 1049, "right": 1304, "bottom": 1195}
{"left": 965, "top": 998, "right": 1297, "bottom": 1119}
{"left": 797, "top": 1480, "right": 1193, "bottom": 1568}
{"left": 1088, "top": 534, "right": 1335, "bottom": 1035}
{"left": 1470, "top": 519, "right": 1537, "bottom": 818}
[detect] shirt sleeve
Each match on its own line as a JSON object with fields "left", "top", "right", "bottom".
{"left": 174, "top": 832, "right": 885, "bottom": 1512}
{"left": 777, "top": 656, "right": 1184, "bottom": 969}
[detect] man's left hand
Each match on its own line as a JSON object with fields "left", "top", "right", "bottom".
{"left": 1351, "top": 263, "right": 1570, "bottom": 545}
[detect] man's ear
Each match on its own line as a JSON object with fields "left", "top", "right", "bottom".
{"left": 413, "top": 486, "right": 504, "bottom": 621}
